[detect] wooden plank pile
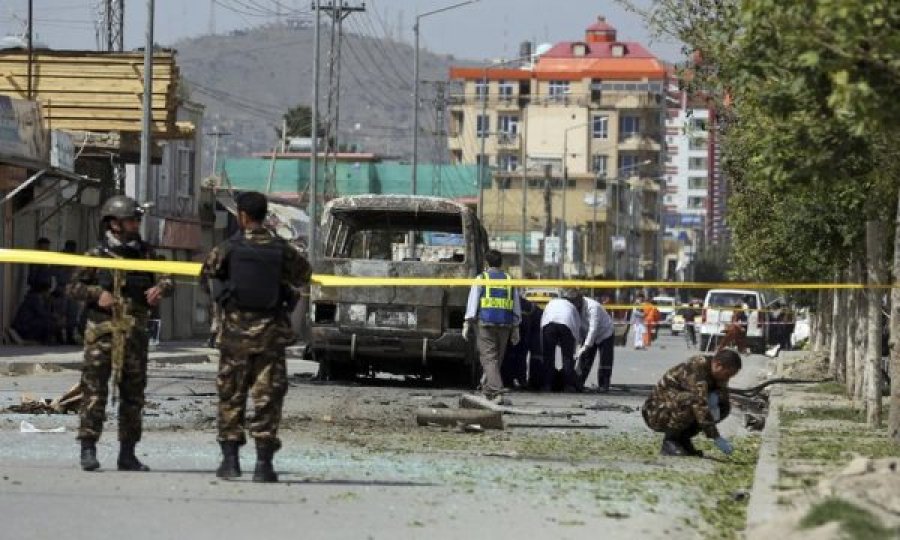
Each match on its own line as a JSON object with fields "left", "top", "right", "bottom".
{"left": 0, "top": 49, "right": 181, "bottom": 136}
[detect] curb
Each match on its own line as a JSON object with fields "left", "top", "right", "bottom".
{"left": 744, "top": 386, "right": 784, "bottom": 533}
{"left": 0, "top": 351, "right": 214, "bottom": 375}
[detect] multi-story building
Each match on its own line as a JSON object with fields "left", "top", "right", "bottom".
{"left": 662, "top": 79, "right": 727, "bottom": 281}
{"left": 662, "top": 83, "right": 709, "bottom": 280}
{"left": 448, "top": 16, "right": 667, "bottom": 279}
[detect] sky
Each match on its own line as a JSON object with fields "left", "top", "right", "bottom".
{"left": 0, "top": 0, "right": 684, "bottom": 62}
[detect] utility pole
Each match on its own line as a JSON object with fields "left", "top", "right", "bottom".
{"left": 208, "top": 0, "right": 216, "bottom": 35}
{"left": 433, "top": 80, "right": 446, "bottom": 196}
{"left": 102, "top": 0, "right": 125, "bottom": 51}
{"left": 519, "top": 106, "right": 528, "bottom": 277}
{"left": 206, "top": 129, "right": 231, "bottom": 177}
{"left": 138, "top": 0, "right": 154, "bottom": 208}
{"left": 413, "top": 1, "right": 478, "bottom": 196}
{"left": 309, "top": 0, "right": 322, "bottom": 267}
{"left": 26, "top": 0, "right": 33, "bottom": 100}
{"left": 319, "top": 1, "right": 365, "bottom": 200}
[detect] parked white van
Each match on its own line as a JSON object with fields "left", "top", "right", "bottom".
{"left": 699, "top": 289, "right": 769, "bottom": 353}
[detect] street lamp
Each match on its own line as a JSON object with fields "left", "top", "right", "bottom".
{"left": 559, "top": 121, "right": 594, "bottom": 278}
{"left": 412, "top": 0, "right": 478, "bottom": 196}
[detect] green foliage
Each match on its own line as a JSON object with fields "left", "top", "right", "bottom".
{"left": 622, "top": 0, "right": 900, "bottom": 283}
{"left": 278, "top": 104, "right": 323, "bottom": 138}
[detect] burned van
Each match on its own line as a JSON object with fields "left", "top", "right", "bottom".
{"left": 309, "top": 195, "right": 487, "bottom": 384}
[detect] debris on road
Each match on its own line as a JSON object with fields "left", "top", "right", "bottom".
{"left": 19, "top": 420, "right": 65, "bottom": 433}
{"left": 582, "top": 399, "right": 637, "bottom": 413}
{"left": 415, "top": 407, "right": 504, "bottom": 430}
{"left": 459, "top": 394, "right": 586, "bottom": 418}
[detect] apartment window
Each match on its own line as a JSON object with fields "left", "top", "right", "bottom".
{"left": 690, "top": 118, "right": 707, "bottom": 131}
{"left": 548, "top": 80, "right": 570, "bottom": 99}
{"left": 592, "top": 115, "right": 609, "bottom": 139}
{"left": 475, "top": 81, "right": 488, "bottom": 99}
{"left": 498, "top": 154, "right": 519, "bottom": 172}
{"left": 497, "top": 114, "right": 519, "bottom": 136}
{"left": 619, "top": 116, "right": 641, "bottom": 139}
{"left": 498, "top": 80, "right": 515, "bottom": 98}
{"left": 476, "top": 114, "right": 490, "bottom": 138}
{"left": 551, "top": 178, "right": 577, "bottom": 189}
{"left": 496, "top": 177, "right": 512, "bottom": 190}
{"left": 688, "top": 176, "right": 708, "bottom": 190}
{"left": 688, "top": 196, "right": 706, "bottom": 209}
{"left": 591, "top": 155, "right": 608, "bottom": 175}
{"left": 688, "top": 157, "right": 708, "bottom": 170}
{"left": 618, "top": 154, "right": 641, "bottom": 176}
{"left": 689, "top": 137, "right": 707, "bottom": 151}
{"left": 595, "top": 178, "right": 607, "bottom": 190}
{"left": 476, "top": 154, "right": 490, "bottom": 168}
{"left": 176, "top": 146, "right": 193, "bottom": 197}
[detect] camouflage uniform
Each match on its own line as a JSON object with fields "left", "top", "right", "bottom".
{"left": 201, "top": 227, "right": 311, "bottom": 448}
{"left": 67, "top": 242, "right": 172, "bottom": 442}
{"left": 642, "top": 355, "right": 731, "bottom": 439}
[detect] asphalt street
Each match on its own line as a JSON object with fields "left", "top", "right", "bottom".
{"left": 0, "top": 332, "right": 768, "bottom": 540}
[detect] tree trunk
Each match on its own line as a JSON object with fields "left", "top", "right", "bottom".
{"left": 855, "top": 261, "right": 869, "bottom": 404}
{"left": 830, "top": 274, "right": 847, "bottom": 383}
{"left": 812, "top": 290, "right": 824, "bottom": 352}
{"left": 890, "top": 189, "right": 900, "bottom": 442}
{"left": 865, "top": 221, "right": 885, "bottom": 427}
{"left": 846, "top": 263, "right": 859, "bottom": 397}
{"left": 814, "top": 289, "right": 832, "bottom": 353}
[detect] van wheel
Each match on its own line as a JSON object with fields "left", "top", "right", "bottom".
{"left": 431, "top": 365, "right": 469, "bottom": 388}
{"left": 315, "top": 350, "right": 357, "bottom": 381}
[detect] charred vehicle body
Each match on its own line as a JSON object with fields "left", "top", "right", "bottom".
{"left": 309, "top": 195, "right": 487, "bottom": 384}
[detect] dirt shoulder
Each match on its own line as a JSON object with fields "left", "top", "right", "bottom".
{"left": 747, "top": 352, "right": 900, "bottom": 540}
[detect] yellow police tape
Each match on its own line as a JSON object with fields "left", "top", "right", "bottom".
{"left": 0, "top": 248, "right": 894, "bottom": 290}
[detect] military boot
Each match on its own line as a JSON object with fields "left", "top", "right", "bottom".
{"left": 216, "top": 441, "right": 242, "bottom": 479}
{"left": 660, "top": 435, "right": 686, "bottom": 457}
{"left": 678, "top": 436, "right": 704, "bottom": 457}
{"left": 80, "top": 439, "right": 100, "bottom": 471}
{"left": 252, "top": 440, "right": 278, "bottom": 483}
{"left": 117, "top": 441, "right": 150, "bottom": 471}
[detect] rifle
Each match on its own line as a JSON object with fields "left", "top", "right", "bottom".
{"left": 109, "top": 269, "right": 135, "bottom": 405}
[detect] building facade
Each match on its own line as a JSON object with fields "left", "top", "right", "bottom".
{"left": 448, "top": 16, "right": 666, "bottom": 279}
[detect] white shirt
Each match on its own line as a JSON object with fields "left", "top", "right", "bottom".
{"left": 464, "top": 268, "right": 522, "bottom": 325}
{"left": 581, "top": 297, "right": 614, "bottom": 345}
{"left": 540, "top": 298, "right": 582, "bottom": 341}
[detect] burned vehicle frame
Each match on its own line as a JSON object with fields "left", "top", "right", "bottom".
{"left": 309, "top": 195, "right": 488, "bottom": 385}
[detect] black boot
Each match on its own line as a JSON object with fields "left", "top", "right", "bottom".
{"left": 678, "top": 436, "right": 704, "bottom": 457}
{"left": 117, "top": 441, "right": 150, "bottom": 471}
{"left": 216, "top": 441, "right": 242, "bottom": 479}
{"left": 660, "top": 434, "right": 686, "bottom": 457}
{"left": 80, "top": 439, "right": 100, "bottom": 471}
{"left": 252, "top": 440, "right": 278, "bottom": 483}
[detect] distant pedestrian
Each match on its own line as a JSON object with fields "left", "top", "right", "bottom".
{"left": 539, "top": 291, "right": 583, "bottom": 392}
{"left": 501, "top": 296, "right": 535, "bottom": 390}
{"left": 576, "top": 294, "right": 615, "bottom": 392}
{"left": 464, "top": 249, "right": 521, "bottom": 401}
{"left": 11, "top": 238, "right": 57, "bottom": 344}
{"left": 631, "top": 294, "right": 647, "bottom": 350}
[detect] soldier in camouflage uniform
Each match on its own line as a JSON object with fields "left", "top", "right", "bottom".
{"left": 642, "top": 350, "right": 742, "bottom": 457}
{"left": 201, "top": 191, "right": 311, "bottom": 483}
{"left": 67, "top": 195, "right": 172, "bottom": 472}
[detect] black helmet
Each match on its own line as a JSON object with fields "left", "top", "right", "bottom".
{"left": 100, "top": 195, "right": 143, "bottom": 221}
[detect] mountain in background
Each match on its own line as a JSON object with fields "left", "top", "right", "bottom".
{"left": 173, "top": 22, "right": 475, "bottom": 176}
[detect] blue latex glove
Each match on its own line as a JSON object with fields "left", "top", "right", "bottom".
{"left": 714, "top": 436, "right": 734, "bottom": 455}
{"left": 708, "top": 391, "right": 721, "bottom": 422}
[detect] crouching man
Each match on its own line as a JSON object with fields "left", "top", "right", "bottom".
{"left": 642, "top": 349, "right": 742, "bottom": 457}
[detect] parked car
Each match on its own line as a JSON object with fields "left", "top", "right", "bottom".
{"left": 652, "top": 295, "right": 677, "bottom": 333}
{"left": 308, "top": 195, "right": 488, "bottom": 386}
{"left": 698, "top": 289, "right": 769, "bottom": 353}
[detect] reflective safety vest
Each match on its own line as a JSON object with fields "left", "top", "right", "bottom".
{"left": 478, "top": 270, "right": 515, "bottom": 325}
